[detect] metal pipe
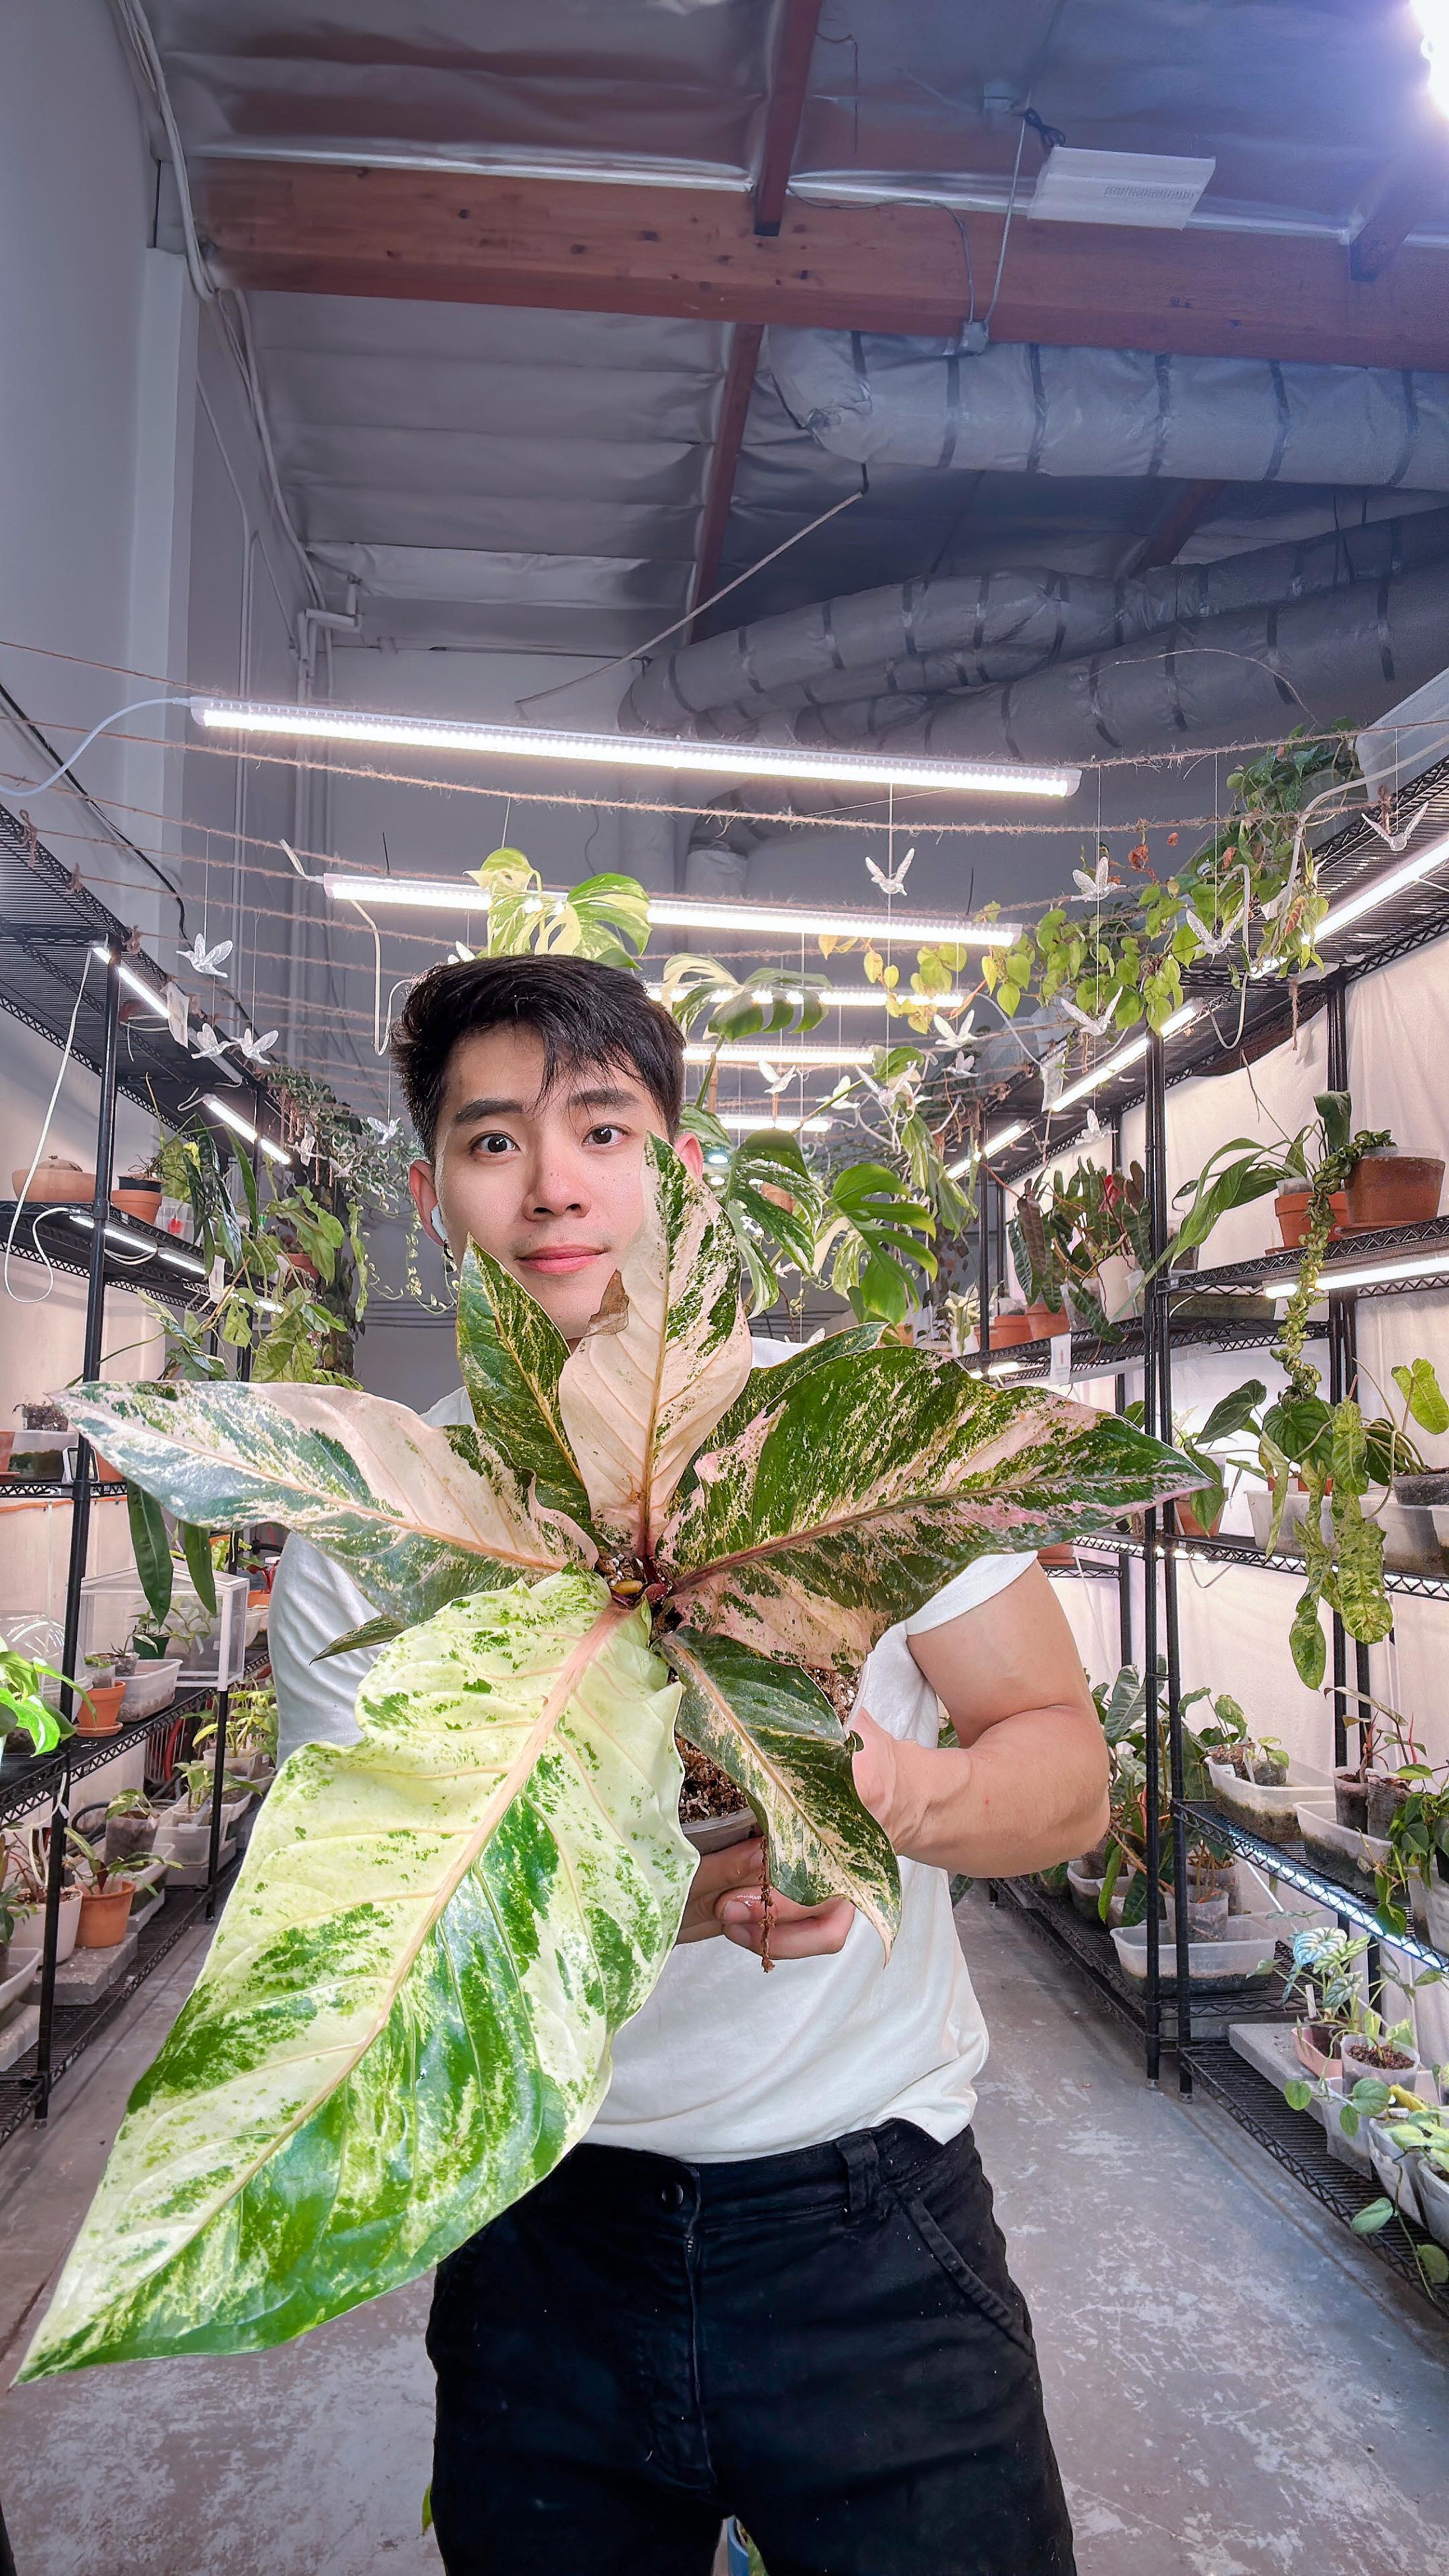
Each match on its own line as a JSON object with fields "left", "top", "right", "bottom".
{"left": 1326, "top": 972, "right": 1352, "bottom": 1773}
{"left": 36, "top": 953, "right": 121, "bottom": 2121}
{"left": 977, "top": 1162, "right": 992, "bottom": 1358}
{"left": 1141, "top": 1036, "right": 1166, "bottom": 2086}
{"left": 1110, "top": 1110, "right": 1133, "bottom": 1670}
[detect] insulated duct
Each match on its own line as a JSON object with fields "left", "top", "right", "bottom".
{"left": 767, "top": 331, "right": 1449, "bottom": 491}
{"left": 625, "top": 507, "right": 1449, "bottom": 742}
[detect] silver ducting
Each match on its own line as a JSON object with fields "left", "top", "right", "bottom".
{"left": 767, "top": 331, "right": 1449, "bottom": 490}
{"left": 625, "top": 508, "right": 1449, "bottom": 742}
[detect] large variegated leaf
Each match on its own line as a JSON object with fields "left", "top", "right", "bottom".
{"left": 688, "top": 1322, "right": 885, "bottom": 1475}
{"left": 60, "top": 1380, "right": 593, "bottom": 1626}
{"left": 19, "top": 1572, "right": 692, "bottom": 2380}
{"left": 557, "top": 1136, "right": 753, "bottom": 1554}
{"left": 456, "top": 1244, "right": 594, "bottom": 1526}
{"left": 665, "top": 1628, "right": 900, "bottom": 1953}
{"left": 661, "top": 1345, "right": 1198, "bottom": 1671}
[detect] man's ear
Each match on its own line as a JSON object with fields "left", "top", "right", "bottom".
{"left": 408, "top": 1157, "right": 442, "bottom": 1240}
{"left": 676, "top": 1130, "right": 705, "bottom": 1181}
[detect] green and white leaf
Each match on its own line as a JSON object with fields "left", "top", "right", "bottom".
{"left": 19, "top": 1572, "right": 692, "bottom": 2379}
{"left": 60, "top": 1380, "right": 594, "bottom": 1627}
{"left": 661, "top": 1345, "right": 1199, "bottom": 1672}
{"left": 456, "top": 1244, "right": 594, "bottom": 1525}
{"left": 557, "top": 1137, "right": 752, "bottom": 1554}
{"left": 664, "top": 1628, "right": 900, "bottom": 1954}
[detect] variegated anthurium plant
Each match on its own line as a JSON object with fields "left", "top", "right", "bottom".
{"left": 21, "top": 1143, "right": 1194, "bottom": 2381}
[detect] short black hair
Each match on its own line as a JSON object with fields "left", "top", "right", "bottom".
{"left": 391, "top": 954, "right": 686, "bottom": 1159}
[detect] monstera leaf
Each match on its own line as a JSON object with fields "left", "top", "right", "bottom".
{"left": 557, "top": 1137, "right": 753, "bottom": 1552}
{"left": 19, "top": 1573, "right": 692, "bottom": 2378}
{"left": 26, "top": 1136, "right": 1199, "bottom": 2383}
{"left": 57, "top": 1380, "right": 593, "bottom": 1625}
{"left": 661, "top": 1344, "right": 1188, "bottom": 1673}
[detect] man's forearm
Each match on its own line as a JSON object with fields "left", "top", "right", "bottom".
{"left": 865, "top": 1704, "right": 1109, "bottom": 1878}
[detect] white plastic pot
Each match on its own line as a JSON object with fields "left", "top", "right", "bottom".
{"left": 1415, "top": 2153, "right": 1449, "bottom": 2251}
{"left": 1208, "top": 1758, "right": 1329, "bottom": 1845}
{"left": 1366, "top": 2116, "right": 1424, "bottom": 2222}
{"left": 7, "top": 1887, "right": 83, "bottom": 1968}
{"left": 120, "top": 1658, "right": 182, "bottom": 1719}
{"left": 1338, "top": 2037, "right": 1432, "bottom": 2104}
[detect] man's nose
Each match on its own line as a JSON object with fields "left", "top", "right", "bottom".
{"left": 526, "top": 1144, "right": 590, "bottom": 1215}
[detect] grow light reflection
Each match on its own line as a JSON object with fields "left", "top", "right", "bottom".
{"left": 202, "top": 1095, "right": 292, "bottom": 1165}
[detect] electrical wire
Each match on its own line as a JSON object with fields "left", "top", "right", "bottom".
{"left": 5, "top": 951, "right": 95, "bottom": 1305}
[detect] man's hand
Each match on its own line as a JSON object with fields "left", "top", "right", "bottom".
{"left": 676, "top": 1834, "right": 855, "bottom": 1959}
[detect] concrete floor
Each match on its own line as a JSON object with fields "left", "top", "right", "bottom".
{"left": 1, "top": 1890, "right": 1446, "bottom": 2575}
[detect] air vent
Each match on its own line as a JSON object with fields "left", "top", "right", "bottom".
{"left": 1028, "top": 147, "right": 1216, "bottom": 230}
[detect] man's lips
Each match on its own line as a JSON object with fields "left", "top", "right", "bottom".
{"left": 517, "top": 1246, "right": 610, "bottom": 1277}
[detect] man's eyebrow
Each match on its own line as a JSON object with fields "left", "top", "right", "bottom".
{"left": 449, "top": 1095, "right": 525, "bottom": 1126}
{"left": 448, "top": 1083, "right": 641, "bottom": 1129}
{"left": 568, "top": 1085, "right": 640, "bottom": 1112}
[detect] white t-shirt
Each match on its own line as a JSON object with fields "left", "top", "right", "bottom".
{"left": 267, "top": 1350, "right": 1032, "bottom": 2161}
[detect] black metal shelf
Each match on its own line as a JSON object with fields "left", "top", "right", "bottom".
{"left": 0, "top": 1478, "right": 130, "bottom": 1502}
{"left": 1177, "top": 1799, "right": 1449, "bottom": 1974}
{"left": 1068, "top": 1529, "right": 1449, "bottom": 1602}
{"left": 1187, "top": 2041, "right": 1448, "bottom": 2318}
{"left": 0, "top": 1197, "right": 207, "bottom": 1309}
{"left": 0, "top": 1642, "right": 271, "bottom": 1829}
{"left": 993, "top": 1875, "right": 1301, "bottom": 2039}
{"left": 0, "top": 1851, "right": 242, "bottom": 2147}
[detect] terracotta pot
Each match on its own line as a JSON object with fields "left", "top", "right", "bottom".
{"left": 1275, "top": 1187, "right": 1348, "bottom": 1249}
{"left": 1024, "top": 1302, "right": 1071, "bottom": 1340}
{"left": 10, "top": 1159, "right": 95, "bottom": 1203}
{"left": 92, "top": 1453, "right": 125, "bottom": 1485}
{"left": 989, "top": 1312, "right": 1032, "bottom": 1347}
{"left": 1037, "top": 1544, "right": 1076, "bottom": 1568}
{"left": 1176, "top": 1498, "right": 1224, "bottom": 1541}
{"left": 76, "top": 1883, "right": 135, "bottom": 1948}
{"left": 1344, "top": 1150, "right": 1444, "bottom": 1232}
{"left": 0, "top": 1433, "right": 13, "bottom": 1473}
{"left": 76, "top": 1680, "right": 125, "bottom": 1735}
{"left": 111, "top": 1181, "right": 163, "bottom": 1224}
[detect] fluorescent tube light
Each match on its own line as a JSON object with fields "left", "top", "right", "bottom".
{"left": 194, "top": 696, "right": 1080, "bottom": 802}
{"left": 66, "top": 1213, "right": 152, "bottom": 1253}
{"left": 987, "top": 1120, "right": 1028, "bottom": 1155}
{"left": 1414, "top": 1, "right": 1449, "bottom": 113}
{"left": 1314, "top": 1250, "right": 1449, "bottom": 1295}
{"left": 90, "top": 945, "right": 168, "bottom": 1017}
{"left": 649, "top": 981, "right": 971, "bottom": 1010}
{"left": 716, "top": 1112, "right": 835, "bottom": 1134}
{"left": 324, "top": 872, "right": 1020, "bottom": 948}
{"left": 684, "top": 1042, "right": 875, "bottom": 1069}
{"left": 203, "top": 1094, "right": 292, "bottom": 1165}
{"left": 1316, "top": 832, "right": 1449, "bottom": 941}
{"left": 985, "top": 1357, "right": 1026, "bottom": 1377}
{"left": 1051, "top": 1004, "right": 1198, "bottom": 1112}
{"left": 156, "top": 1244, "right": 209, "bottom": 1277}
{"left": 256, "top": 1297, "right": 284, "bottom": 1316}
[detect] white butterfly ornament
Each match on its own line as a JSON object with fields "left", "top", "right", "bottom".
{"left": 865, "top": 844, "right": 916, "bottom": 899}
{"left": 1071, "top": 853, "right": 1120, "bottom": 902}
{"left": 182, "top": 934, "right": 233, "bottom": 979}
{"left": 237, "top": 1028, "right": 279, "bottom": 1071}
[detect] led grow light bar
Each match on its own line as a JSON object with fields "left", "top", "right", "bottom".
{"left": 947, "top": 1118, "right": 1028, "bottom": 1179}
{"left": 684, "top": 1042, "right": 875, "bottom": 1069}
{"left": 193, "top": 696, "right": 1080, "bottom": 802}
{"left": 89, "top": 945, "right": 167, "bottom": 1016}
{"left": 1313, "top": 1249, "right": 1449, "bottom": 1294}
{"left": 66, "top": 1213, "right": 155, "bottom": 1254}
{"left": 649, "top": 981, "right": 971, "bottom": 1011}
{"left": 203, "top": 1094, "right": 292, "bottom": 1165}
{"left": 1051, "top": 1004, "right": 1197, "bottom": 1113}
{"left": 716, "top": 1112, "right": 835, "bottom": 1134}
{"left": 1316, "top": 830, "right": 1449, "bottom": 942}
{"left": 323, "top": 872, "right": 1020, "bottom": 948}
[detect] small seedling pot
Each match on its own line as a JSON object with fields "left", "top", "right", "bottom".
{"left": 1334, "top": 1768, "right": 1370, "bottom": 1831}
{"left": 1364, "top": 1774, "right": 1412, "bottom": 1841}
{"left": 1293, "top": 2021, "right": 1343, "bottom": 2082}
{"left": 1338, "top": 2035, "right": 1429, "bottom": 2100}
{"left": 76, "top": 1883, "right": 136, "bottom": 1949}
{"left": 7, "top": 1888, "right": 83, "bottom": 1967}
{"left": 1414, "top": 2154, "right": 1449, "bottom": 2252}
{"left": 682, "top": 1809, "right": 757, "bottom": 1856}
{"left": 1275, "top": 1185, "right": 1347, "bottom": 1248}
{"left": 104, "top": 1813, "right": 157, "bottom": 1865}
{"left": 1344, "top": 1150, "right": 1444, "bottom": 1232}
{"left": 76, "top": 1680, "right": 125, "bottom": 1736}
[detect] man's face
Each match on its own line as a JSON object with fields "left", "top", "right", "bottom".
{"left": 408, "top": 1024, "right": 702, "bottom": 1346}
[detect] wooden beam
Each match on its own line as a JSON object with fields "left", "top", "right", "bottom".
{"left": 195, "top": 162, "right": 1449, "bottom": 371}
{"left": 755, "top": 0, "right": 826, "bottom": 235}
{"left": 1122, "top": 479, "right": 1229, "bottom": 576}
{"left": 1350, "top": 146, "right": 1449, "bottom": 282}
{"left": 688, "top": 323, "right": 763, "bottom": 631}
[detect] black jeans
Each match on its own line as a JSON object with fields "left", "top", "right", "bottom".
{"left": 427, "top": 2118, "right": 1075, "bottom": 2576}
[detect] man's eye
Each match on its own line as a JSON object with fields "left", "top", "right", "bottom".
{"left": 587, "top": 1124, "right": 626, "bottom": 1146}
{"left": 472, "top": 1132, "right": 516, "bottom": 1157}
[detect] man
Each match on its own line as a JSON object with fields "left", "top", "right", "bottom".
{"left": 269, "top": 955, "right": 1104, "bottom": 2576}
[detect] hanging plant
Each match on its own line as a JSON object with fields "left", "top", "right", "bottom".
{"left": 23, "top": 1142, "right": 1194, "bottom": 2377}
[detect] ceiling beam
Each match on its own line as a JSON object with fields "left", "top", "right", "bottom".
{"left": 196, "top": 162, "right": 1449, "bottom": 370}
{"left": 1350, "top": 144, "right": 1449, "bottom": 282}
{"left": 688, "top": 322, "right": 763, "bottom": 629}
{"left": 1121, "top": 479, "right": 1229, "bottom": 576}
{"left": 754, "top": 0, "right": 826, "bottom": 235}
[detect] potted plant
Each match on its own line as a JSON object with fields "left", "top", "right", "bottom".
{"left": 989, "top": 1297, "right": 1032, "bottom": 1348}
{"left": 1338, "top": 2008, "right": 1432, "bottom": 2106}
{"left": 1344, "top": 1144, "right": 1445, "bottom": 1232}
{"left": 111, "top": 1148, "right": 164, "bottom": 1227}
{"left": 1375, "top": 1774, "right": 1449, "bottom": 1949}
{"left": 1387, "top": 2106, "right": 1449, "bottom": 2253}
{"left": 192, "top": 1680, "right": 278, "bottom": 1780}
{"left": 2, "top": 1830, "right": 84, "bottom": 1968}
{"left": 1281, "top": 1927, "right": 1368, "bottom": 2080}
{"left": 76, "top": 1657, "right": 125, "bottom": 1737}
{"left": 10, "top": 1401, "right": 72, "bottom": 1481}
{"left": 0, "top": 1635, "right": 76, "bottom": 1769}
{"left": 156, "top": 1762, "right": 254, "bottom": 1867}
{"left": 103, "top": 1789, "right": 159, "bottom": 1866}
{"left": 66, "top": 1830, "right": 140, "bottom": 1950}
{"left": 678, "top": 1737, "right": 755, "bottom": 1853}
{"left": 9, "top": 1153, "right": 95, "bottom": 1203}
{"left": 1009, "top": 1192, "right": 1073, "bottom": 1338}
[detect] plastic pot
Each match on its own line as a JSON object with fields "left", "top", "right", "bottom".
{"left": 682, "top": 1808, "right": 756, "bottom": 1856}
{"left": 76, "top": 1680, "right": 125, "bottom": 1736}
{"left": 1367, "top": 2116, "right": 1423, "bottom": 2222}
{"left": 7, "top": 1888, "right": 83, "bottom": 1968}
{"left": 104, "top": 1813, "right": 157, "bottom": 1865}
{"left": 1334, "top": 1769, "right": 1370, "bottom": 1831}
{"left": 1293, "top": 2021, "right": 1343, "bottom": 2082}
{"left": 1275, "top": 1186, "right": 1348, "bottom": 1248}
{"left": 76, "top": 1883, "right": 136, "bottom": 1949}
{"left": 1338, "top": 2035, "right": 1430, "bottom": 2100}
{"left": 1415, "top": 2154, "right": 1449, "bottom": 2253}
{"left": 1344, "top": 1150, "right": 1445, "bottom": 1231}
{"left": 1365, "top": 1774, "right": 1411, "bottom": 1841}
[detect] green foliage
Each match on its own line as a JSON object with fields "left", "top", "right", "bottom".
{"left": 0, "top": 1640, "right": 76, "bottom": 1754}
{"left": 818, "top": 1161, "right": 935, "bottom": 1324}
{"left": 470, "top": 849, "right": 651, "bottom": 971}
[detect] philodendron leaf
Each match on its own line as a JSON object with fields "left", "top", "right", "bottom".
{"left": 661, "top": 1343, "right": 1199, "bottom": 1672}
{"left": 19, "top": 1572, "right": 692, "bottom": 2380}
{"left": 60, "top": 1381, "right": 594, "bottom": 1627}
{"left": 455, "top": 1245, "right": 594, "bottom": 1526}
{"left": 557, "top": 1136, "right": 753, "bottom": 1554}
{"left": 125, "top": 1482, "right": 172, "bottom": 1629}
{"left": 311, "top": 1615, "right": 405, "bottom": 1663}
{"left": 664, "top": 1628, "right": 900, "bottom": 1953}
